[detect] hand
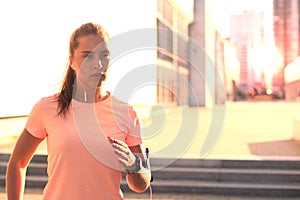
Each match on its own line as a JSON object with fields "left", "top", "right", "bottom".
{"left": 108, "top": 137, "right": 137, "bottom": 171}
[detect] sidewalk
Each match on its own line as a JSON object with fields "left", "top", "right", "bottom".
{"left": 3, "top": 101, "right": 300, "bottom": 160}
{"left": 1, "top": 187, "right": 300, "bottom": 200}
{"left": 1, "top": 102, "right": 300, "bottom": 199}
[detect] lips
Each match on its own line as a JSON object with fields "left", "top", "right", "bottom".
{"left": 100, "top": 73, "right": 106, "bottom": 81}
{"left": 91, "top": 73, "right": 106, "bottom": 81}
{"left": 91, "top": 73, "right": 102, "bottom": 78}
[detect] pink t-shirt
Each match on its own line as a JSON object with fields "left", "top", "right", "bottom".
{"left": 25, "top": 95, "right": 143, "bottom": 200}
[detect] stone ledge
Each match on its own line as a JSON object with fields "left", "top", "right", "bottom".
{"left": 293, "top": 115, "right": 300, "bottom": 141}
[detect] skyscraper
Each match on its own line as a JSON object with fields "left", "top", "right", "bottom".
{"left": 273, "top": 0, "right": 300, "bottom": 93}
{"left": 230, "top": 11, "right": 265, "bottom": 88}
{"left": 273, "top": 0, "right": 300, "bottom": 66}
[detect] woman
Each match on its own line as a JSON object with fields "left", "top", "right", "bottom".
{"left": 6, "top": 22, "right": 151, "bottom": 200}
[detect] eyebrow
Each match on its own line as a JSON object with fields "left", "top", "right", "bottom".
{"left": 80, "top": 50, "right": 110, "bottom": 54}
{"left": 80, "top": 51, "right": 93, "bottom": 54}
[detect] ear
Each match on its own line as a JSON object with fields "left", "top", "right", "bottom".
{"left": 69, "top": 57, "right": 75, "bottom": 71}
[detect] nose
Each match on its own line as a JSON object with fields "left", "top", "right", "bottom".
{"left": 98, "top": 60, "right": 103, "bottom": 69}
{"left": 96, "top": 58, "right": 109, "bottom": 72}
{"left": 94, "top": 59, "right": 105, "bottom": 70}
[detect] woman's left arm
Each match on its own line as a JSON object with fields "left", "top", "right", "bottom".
{"left": 109, "top": 138, "right": 151, "bottom": 193}
{"left": 126, "top": 145, "right": 151, "bottom": 193}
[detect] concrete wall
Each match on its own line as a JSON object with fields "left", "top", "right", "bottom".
{"left": 189, "top": 0, "right": 226, "bottom": 107}
{"left": 285, "top": 57, "right": 300, "bottom": 102}
{"left": 293, "top": 115, "right": 300, "bottom": 141}
{"left": 189, "top": 0, "right": 206, "bottom": 106}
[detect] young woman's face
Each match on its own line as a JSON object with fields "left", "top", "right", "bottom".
{"left": 71, "top": 34, "right": 110, "bottom": 88}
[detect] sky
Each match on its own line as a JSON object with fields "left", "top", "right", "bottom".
{"left": 0, "top": 0, "right": 277, "bottom": 117}
{"left": 213, "top": 0, "right": 280, "bottom": 88}
{"left": 213, "top": 0, "right": 273, "bottom": 38}
{"left": 0, "top": 0, "right": 158, "bottom": 117}
{"left": 0, "top": 0, "right": 219, "bottom": 118}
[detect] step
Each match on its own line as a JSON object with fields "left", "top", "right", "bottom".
{"left": 151, "top": 158, "right": 300, "bottom": 170}
{"left": 1, "top": 154, "right": 300, "bottom": 170}
{"left": 1, "top": 173, "right": 300, "bottom": 196}
{"left": 24, "top": 175, "right": 48, "bottom": 188}
{"left": 26, "top": 163, "right": 48, "bottom": 176}
{"left": 0, "top": 154, "right": 10, "bottom": 162}
{"left": 0, "top": 162, "right": 48, "bottom": 176}
{"left": 0, "top": 174, "right": 47, "bottom": 188}
{"left": 2, "top": 161, "right": 299, "bottom": 184}
{"left": 148, "top": 180, "right": 300, "bottom": 196}
{"left": 0, "top": 162, "right": 6, "bottom": 175}
{"left": 1, "top": 153, "right": 300, "bottom": 197}
{"left": 0, "top": 175, "right": 5, "bottom": 186}
{"left": 0, "top": 154, "right": 47, "bottom": 163}
{"left": 153, "top": 167, "right": 300, "bottom": 183}
{"left": 2, "top": 167, "right": 299, "bottom": 186}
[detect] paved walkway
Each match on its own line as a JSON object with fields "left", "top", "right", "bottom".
{"left": 2, "top": 101, "right": 300, "bottom": 160}
{"left": 1, "top": 187, "right": 300, "bottom": 200}
{"left": 0, "top": 187, "right": 299, "bottom": 200}
{"left": 1, "top": 102, "right": 300, "bottom": 199}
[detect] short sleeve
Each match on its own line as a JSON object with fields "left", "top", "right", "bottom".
{"left": 25, "top": 99, "right": 47, "bottom": 139}
{"left": 125, "top": 106, "right": 143, "bottom": 147}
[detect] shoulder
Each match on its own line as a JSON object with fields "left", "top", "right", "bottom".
{"left": 37, "top": 94, "right": 57, "bottom": 105}
{"left": 109, "top": 96, "right": 139, "bottom": 117}
{"left": 110, "top": 95, "right": 133, "bottom": 109}
{"left": 32, "top": 94, "right": 58, "bottom": 112}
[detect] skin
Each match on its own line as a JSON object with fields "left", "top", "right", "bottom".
{"left": 6, "top": 34, "right": 151, "bottom": 200}
{"left": 70, "top": 35, "right": 110, "bottom": 102}
{"left": 6, "top": 129, "right": 44, "bottom": 200}
{"left": 108, "top": 137, "right": 151, "bottom": 193}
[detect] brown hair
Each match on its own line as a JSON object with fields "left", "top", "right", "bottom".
{"left": 56, "top": 22, "right": 110, "bottom": 117}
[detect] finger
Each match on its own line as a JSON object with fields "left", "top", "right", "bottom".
{"left": 112, "top": 143, "right": 129, "bottom": 154}
{"left": 107, "top": 137, "right": 127, "bottom": 148}
{"left": 118, "top": 157, "right": 128, "bottom": 166}
{"left": 114, "top": 148, "right": 129, "bottom": 160}
{"left": 110, "top": 138, "right": 128, "bottom": 148}
{"left": 112, "top": 143, "right": 127, "bottom": 152}
{"left": 118, "top": 156, "right": 135, "bottom": 169}
{"left": 107, "top": 136, "right": 113, "bottom": 144}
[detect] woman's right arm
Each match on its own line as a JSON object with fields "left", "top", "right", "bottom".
{"left": 6, "top": 129, "right": 44, "bottom": 200}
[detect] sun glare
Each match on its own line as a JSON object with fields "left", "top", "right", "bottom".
{"left": 213, "top": 0, "right": 278, "bottom": 90}
{"left": 0, "top": 0, "right": 156, "bottom": 117}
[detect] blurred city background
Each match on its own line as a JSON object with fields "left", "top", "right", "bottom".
{"left": 1, "top": 0, "right": 300, "bottom": 199}
{"left": 1, "top": 0, "right": 299, "bottom": 157}
{"left": 0, "top": 0, "right": 299, "bottom": 116}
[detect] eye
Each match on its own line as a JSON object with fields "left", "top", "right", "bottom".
{"left": 100, "top": 51, "right": 110, "bottom": 59}
{"left": 84, "top": 54, "right": 93, "bottom": 59}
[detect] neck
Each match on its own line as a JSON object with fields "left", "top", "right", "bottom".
{"left": 73, "top": 80, "right": 107, "bottom": 103}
